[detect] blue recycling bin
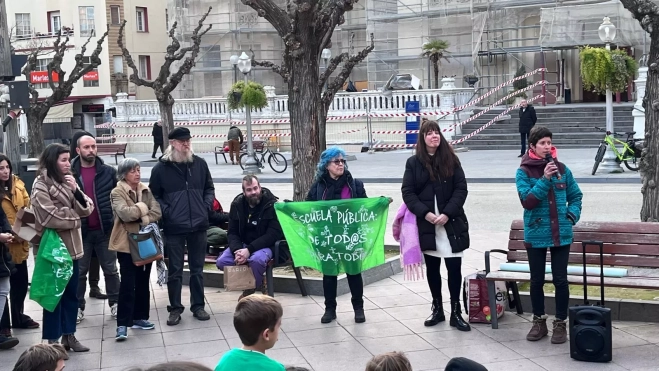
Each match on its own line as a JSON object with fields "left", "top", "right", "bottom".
{"left": 405, "top": 101, "right": 420, "bottom": 145}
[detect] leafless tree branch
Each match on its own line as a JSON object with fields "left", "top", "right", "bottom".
{"left": 618, "top": 0, "right": 659, "bottom": 34}
{"left": 241, "top": 0, "right": 290, "bottom": 36}
{"left": 251, "top": 48, "right": 290, "bottom": 82}
{"left": 118, "top": 20, "right": 154, "bottom": 88}
{"left": 322, "top": 33, "right": 374, "bottom": 106}
{"left": 319, "top": 52, "right": 348, "bottom": 88}
{"left": 167, "top": 7, "right": 213, "bottom": 93}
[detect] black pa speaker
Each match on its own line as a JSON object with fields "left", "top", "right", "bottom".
{"left": 569, "top": 241, "right": 612, "bottom": 363}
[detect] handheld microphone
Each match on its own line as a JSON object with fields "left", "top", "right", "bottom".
{"left": 545, "top": 153, "right": 562, "bottom": 180}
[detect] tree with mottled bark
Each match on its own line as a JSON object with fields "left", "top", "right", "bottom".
{"left": 22, "top": 27, "right": 109, "bottom": 157}
{"left": 244, "top": 0, "right": 374, "bottom": 200}
{"left": 618, "top": 0, "right": 658, "bottom": 221}
{"left": 422, "top": 39, "right": 450, "bottom": 89}
{"left": 117, "top": 7, "right": 212, "bottom": 142}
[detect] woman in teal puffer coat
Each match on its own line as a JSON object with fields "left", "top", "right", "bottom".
{"left": 516, "top": 126, "right": 582, "bottom": 345}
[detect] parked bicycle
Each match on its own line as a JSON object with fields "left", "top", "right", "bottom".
{"left": 592, "top": 126, "right": 643, "bottom": 175}
{"left": 239, "top": 144, "right": 288, "bottom": 173}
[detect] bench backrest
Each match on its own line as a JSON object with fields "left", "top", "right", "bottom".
{"left": 508, "top": 219, "right": 659, "bottom": 269}
{"left": 97, "top": 143, "right": 127, "bottom": 152}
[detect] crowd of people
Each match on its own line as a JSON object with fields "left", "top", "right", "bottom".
{"left": 0, "top": 119, "right": 581, "bottom": 369}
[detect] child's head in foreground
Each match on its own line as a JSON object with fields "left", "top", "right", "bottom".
{"left": 365, "top": 352, "right": 413, "bottom": 371}
{"left": 234, "top": 294, "right": 283, "bottom": 350}
{"left": 127, "top": 362, "right": 212, "bottom": 370}
{"left": 13, "top": 344, "right": 67, "bottom": 371}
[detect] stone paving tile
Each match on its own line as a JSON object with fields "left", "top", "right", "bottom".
{"left": 100, "top": 347, "right": 168, "bottom": 369}
{"left": 419, "top": 328, "right": 497, "bottom": 349}
{"left": 267, "top": 347, "right": 310, "bottom": 367}
{"left": 336, "top": 308, "right": 395, "bottom": 325}
{"left": 362, "top": 283, "right": 415, "bottom": 297}
{"left": 161, "top": 327, "right": 225, "bottom": 346}
{"left": 101, "top": 332, "right": 164, "bottom": 352}
{"left": 286, "top": 326, "right": 354, "bottom": 347}
{"left": 481, "top": 358, "right": 547, "bottom": 371}
{"left": 500, "top": 336, "right": 570, "bottom": 358}
{"left": 610, "top": 344, "right": 659, "bottom": 370}
{"left": 404, "top": 349, "right": 452, "bottom": 370}
{"left": 383, "top": 303, "right": 433, "bottom": 320}
{"left": 358, "top": 334, "right": 434, "bottom": 354}
{"left": 60, "top": 352, "right": 102, "bottom": 371}
{"left": 282, "top": 315, "right": 340, "bottom": 333}
{"left": 398, "top": 315, "right": 453, "bottom": 334}
{"left": 440, "top": 342, "right": 526, "bottom": 364}
{"left": 530, "top": 354, "right": 629, "bottom": 371}
{"left": 297, "top": 340, "right": 373, "bottom": 371}
{"left": 343, "top": 321, "right": 414, "bottom": 340}
{"left": 164, "top": 340, "right": 230, "bottom": 362}
{"left": 619, "top": 323, "right": 659, "bottom": 344}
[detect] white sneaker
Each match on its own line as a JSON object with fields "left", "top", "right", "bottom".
{"left": 110, "top": 304, "right": 118, "bottom": 319}
{"left": 77, "top": 308, "right": 84, "bottom": 324}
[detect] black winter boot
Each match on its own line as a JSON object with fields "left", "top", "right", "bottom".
{"left": 320, "top": 308, "right": 336, "bottom": 324}
{"left": 449, "top": 301, "right": 471, "bottom": 332}
{"left": 424, "top": 299, "right": 445, "bottom": 327}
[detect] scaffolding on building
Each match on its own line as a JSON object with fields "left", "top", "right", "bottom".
{"left": 169, "top": 0, "right": 647, "bottom": 104}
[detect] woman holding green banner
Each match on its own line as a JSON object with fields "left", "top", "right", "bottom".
{"left": 402, "top": 120, "right": 471, "bottom": 332}
{"left": 307, "top": 146, "right": 368, "bottom": 324}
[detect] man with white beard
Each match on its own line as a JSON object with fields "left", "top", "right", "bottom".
{"left": 149, "top": 127, "right": 215, "bottom": 326}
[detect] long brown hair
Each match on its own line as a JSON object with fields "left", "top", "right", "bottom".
{"left": 415, "top": 120, "right": 459, "bottom": 180}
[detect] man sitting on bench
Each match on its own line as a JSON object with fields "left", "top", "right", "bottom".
{"left": 216, "top": 175, "right": 283, "bottom": 300}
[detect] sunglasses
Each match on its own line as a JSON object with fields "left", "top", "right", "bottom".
{"left": 331, "top": 159, "right": 346, "bottom": 165}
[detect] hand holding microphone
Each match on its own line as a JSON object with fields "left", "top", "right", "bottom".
{"left": 544, "top": 154, "right": 561, "bottom": 180}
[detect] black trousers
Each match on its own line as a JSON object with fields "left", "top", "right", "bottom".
{"left": 323, "top": 274, "right": 364, "bottom": 311}
{"left": 152, "top": 143, "right": 164, "bottom": 157}
{"left": 165, "top": 231, "right": 206, "bottom": 313}
{"left": 425, "top": 255, "right": 463, "bottom": 304}
{"left": 527, "top": 245, "right": 570, "bottom": 320}
{"left": 117, "top": 252, "right": 152, "bottom": 327}
{"left": 0, "top": 261, "right": 30, "bottom": 329}
{"left": 520, "top": 132, "right": 530, "bottom": 155}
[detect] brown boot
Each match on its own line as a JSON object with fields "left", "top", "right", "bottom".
{"left": 61, "top": 334, "right": 90, "bottom": 352}
{"left": 551, "top": 319, "right": 568, "bottom": 344}
{"left": 526, "top": 315, "right": 549, "bottom": 341}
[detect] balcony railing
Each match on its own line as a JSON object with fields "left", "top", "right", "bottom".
{"left": 12, "top": 28, "right": 75, "bottom": 41}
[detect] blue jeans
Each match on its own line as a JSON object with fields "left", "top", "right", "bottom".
{"left": 43, "top": 260, "right": 79, "bottom": 340}
{"left": 216, "top": 248, "right": 272, "bottom": 289}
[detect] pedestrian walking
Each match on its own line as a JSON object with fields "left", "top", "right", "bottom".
{"left": 110, "top": 158, "right": 162, "bottom": 341}
{"left": 401, "top": 120, "right": 471, "bottom": 332}
{"left": 152, "top": 120, "right": 164, "bottom": 158}
{"left": 32, "top": 143, "right": 94, "bottom": 354}
{"left": 149, "top": 127, "right": 215, "bottom": 326}
{"left": 516, "top": 125, "right": 582, "bottom": 344}
{"left": 307, "top": 147, "right": 368, "bottom": 324}
{"left": 227, "top": 126, "right": 243, "bottom": 165}
{"left": 519, "top": 99, "right": 537, "bottom": 157}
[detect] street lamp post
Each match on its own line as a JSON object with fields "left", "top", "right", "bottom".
{"left": 237, "top": 52, "right": 260, "bottom": 175}
{"left": 597, "top": 16, "right": 622, "bottom": 173}
{"left": 321, "top": 48, "right": 331, "bottom": 91}
{"left": 230, "top": 54, "right": 239, "bottom": 84}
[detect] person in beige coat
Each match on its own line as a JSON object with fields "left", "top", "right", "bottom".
{"left": 109, "top": 158, "right": 161, "bottom": 341}
{"left": 32, "top": 144, "right": 94, "bottom": 354}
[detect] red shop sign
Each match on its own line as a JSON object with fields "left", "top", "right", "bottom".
{"left": 30, "top": 71, "right": 60, "bottom": 83}
{"left": 83, "top": 70, "right": 99, "bottom": 81}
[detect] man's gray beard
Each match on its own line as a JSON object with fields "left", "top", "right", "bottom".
{"left": 164, "top": 146, "right": 194, "bottom": 163}
{"left": 247, "top": 195, "right": 261, "bottom": 207}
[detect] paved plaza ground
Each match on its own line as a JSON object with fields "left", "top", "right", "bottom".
{"left": 0, "top": 149, "right": 653, "bottom": 370}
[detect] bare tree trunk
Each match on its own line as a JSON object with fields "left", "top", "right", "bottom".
{"left": 158, "top": 97, "right": 175, "bottom": 145}
{"left": 640, "top": 35, "right": 659, "bottom": 221}
{"left": 433, "top": 58, "right": 439, "bottom": 89}
{"left": 289, "top": 50, "right": 321, "bottom": 201}
{"left": 27, "top": 109, "right": 45, "bottom": 158}
{"left": 4, "top": 116, "right": 21, "bottom": 167}
{"left": 318, "top": 101, "right": 329, "bottom": 152}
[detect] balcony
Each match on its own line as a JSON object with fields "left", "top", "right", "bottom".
{"left": 12, "top": 27, "right": 75, "bottom": 42}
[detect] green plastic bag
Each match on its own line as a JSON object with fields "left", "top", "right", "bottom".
{"left": 30, "top": 228, "right": 73, "bottom": 312}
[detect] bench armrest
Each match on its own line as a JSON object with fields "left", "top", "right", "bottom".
{"left": 485, "top": 249, "right": 508, "bottom": 274}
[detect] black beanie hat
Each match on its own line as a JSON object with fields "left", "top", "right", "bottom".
{"left": 444, "top": 357, "right": 488, "bottom": 371}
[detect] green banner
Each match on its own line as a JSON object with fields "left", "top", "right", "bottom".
{"left": 274, "top": 197, "right": 390, "bottom": 275}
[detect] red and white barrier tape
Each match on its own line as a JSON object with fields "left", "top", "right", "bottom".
{"left": 370, "top": 94, "right": 543, "bottom": 149}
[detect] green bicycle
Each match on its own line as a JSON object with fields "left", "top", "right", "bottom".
{"left": 591, "top": 126, "right": 643, "bottom": 175}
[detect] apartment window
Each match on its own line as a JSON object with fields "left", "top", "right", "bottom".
{"left": 202, "top": 45, "right": 221, "bottom": 68}
{"left": 82, "top": 56, "right": 99, "bottom": 87}
{"left": 138, "top": 56, "right": 151, "bottom": 79}
{"left": 136, "top": 7, "right": 148, "bottom": 32}
{"left": 15, "top": 13, "right": 31, "bottom": 38}
{"left": 113, "top": 56, "right": 124, "bottom": 74}
{"left": 48, "top": 11, "right": 61, "bottom": 35}
{"left": 110, "top": 6, "right": 121, "bottom": 25}
{"left": 79, "top": 6, "right": 95, "bottom": 37}
{"left": 35, "top": 58, "right": 53, "bottom": 89}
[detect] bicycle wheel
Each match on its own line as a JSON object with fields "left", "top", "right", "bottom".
{"left": 238, "top": 153, "right": 248, "bottom": 170}
{"left": 623, "top": 149, "right": 639, "bottom": 171}
{"left": 268, "top": 152, "right": 288, "bottom": 173}
{"left": 592, "top": 143, "right": 606, "bottom": 175}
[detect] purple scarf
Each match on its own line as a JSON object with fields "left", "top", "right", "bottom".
{"left": 393, "top": 203, "right": 424, "bottom": 281}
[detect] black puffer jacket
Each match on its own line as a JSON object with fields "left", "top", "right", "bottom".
{"left": 0, "top": 208, "right": 15, "bottom": 278}
{"left": 401, "top": 155, "right": 470, "bottom": 253}
{"left": 227, "top": 188, "right": 282, "bottom": 254}
{"left": 306, "top": 171, "right": 367, "bottom": 201}
{"left": 72, "top": 156, "right": 117, "bottom": 235}
{"left": 149, "top": 154, "right": 215, "bottom": 234}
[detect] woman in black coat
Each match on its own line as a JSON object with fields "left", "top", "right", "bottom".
{"left": 519, "top": 100, "right": 537, "bottom": 157}
{"left": 307, "top": 146, "right": 367, "bottom": 324}
{"left": 401, "top": 120, "right": 471, "bottom": 331}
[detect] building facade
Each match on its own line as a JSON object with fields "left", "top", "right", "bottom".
{"left": 8, "top": 0, "right": 168, "bottom": 138}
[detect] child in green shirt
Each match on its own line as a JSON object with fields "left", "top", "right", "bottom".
{"left": 215, "top": 295, "right": 285, "bottom": 371}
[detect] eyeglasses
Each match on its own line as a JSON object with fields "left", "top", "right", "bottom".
{"left": 331, "top": 159, "right": 346, "bottom": 165}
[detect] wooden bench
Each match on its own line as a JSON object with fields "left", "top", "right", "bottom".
{"left": 97, "top": 143, "right": 127, "bottom": 164}
{"left": 214, "top": 141, "right": 265, "bottom": 164}
{"left": 484, "top": 219, "right": 659, "bottom": 329}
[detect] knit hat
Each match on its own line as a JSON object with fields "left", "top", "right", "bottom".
{"left": 444, "top": 357, "right": 488, "bottom": 371}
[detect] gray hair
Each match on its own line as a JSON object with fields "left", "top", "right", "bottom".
{"left": 117, "top": 158, "right": 141, "bottom": 181}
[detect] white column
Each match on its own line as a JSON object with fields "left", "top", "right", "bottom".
{"left": 632, "top": 66, "right": 648, "bottom": 140}
{"left": 438, "top": 77, "right": 460, "bottom": 136}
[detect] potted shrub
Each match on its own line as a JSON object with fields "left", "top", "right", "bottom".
{"left": 227, "top": 80, "right": 268, "bottom": 110}
{"left": 463, "top": 74, "right": 479, "bottom": 88}
{"left": 580, "top": 46, "right": 637, "bottom": 95}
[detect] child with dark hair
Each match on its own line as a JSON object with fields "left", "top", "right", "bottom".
{"left": 13, "top": 343, "right": 67, "bottom": 371}
{"left": 365, "top": 352, "right": 413, "bottom": 371}
{"left": 215, "top": 295, "right": 285, "bottom": 371}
